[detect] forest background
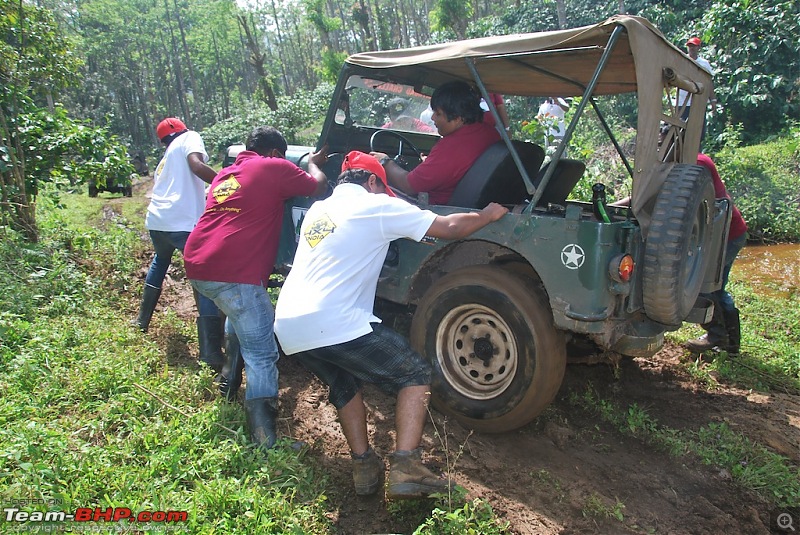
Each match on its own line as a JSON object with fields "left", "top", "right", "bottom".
{"left": 2, "top": 0, "right": 799, "bottom": 242}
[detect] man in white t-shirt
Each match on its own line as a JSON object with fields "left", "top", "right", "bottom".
{"left": 135, "top": 117, "right": 224, "bottom": 372}
{"left": 536, "top": 97, "right": 569, "bottom": 146}
{"left": 676, "top": 37, "right": 717, "bottom": 140}
{"left": 274, "top": 151, "right": 507, "bottom": 499}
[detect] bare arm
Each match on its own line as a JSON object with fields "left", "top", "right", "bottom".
{"left": 370, "top": 152, "right": 417, "bottom": 196}
{"left": 306, "top": 146, "right": 329, "bottom": 197}
{"left": 187, "top": 152, "right": 217, "bottom": 184}
{"left": 426, "top": 203, "right": 508, "bottom": 240}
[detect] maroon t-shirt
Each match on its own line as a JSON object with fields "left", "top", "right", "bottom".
{"left": 696, "top": 153, "right": 747, "bottom": 240}
{"left": 407, "top": 122, "right": 500, "bottom": 205}
{"left": 185, "top": 151, "right": 318, "bottom": 286}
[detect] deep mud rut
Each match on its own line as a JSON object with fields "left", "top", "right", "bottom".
{"left": 116, "top": 184, "right": 799, "bottom": 534}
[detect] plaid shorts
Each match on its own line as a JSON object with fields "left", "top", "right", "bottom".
{"left": 293, "top": 323, "right": 432, "bottom": 409}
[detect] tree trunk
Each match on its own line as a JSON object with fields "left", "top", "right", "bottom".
{"left": 0, "top": 105, "right": 37, "bottom": 242}
{"left": 163, "top": 0, "right": 191, "bottom": 124}
{"left": 172, "top": 0, "right": 201, "bottom": 124}
{"left": 237, "top": 14, "right": 278, "bottom": 111}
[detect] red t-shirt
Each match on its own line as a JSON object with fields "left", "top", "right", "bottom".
{"left": 407, "top": 122, "right": 501, "bottom": 205}
{"left": 696, "top": 153, "right": 747, "bottom": 240}
{"left": 185, "top": 151, "right": 319, "bottom": 286}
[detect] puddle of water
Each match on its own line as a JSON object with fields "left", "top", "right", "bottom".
{"left": 733, "top": 243, "right": 800, "bottom": 298}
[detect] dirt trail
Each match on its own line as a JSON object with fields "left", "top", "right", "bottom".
{"left": 116, "top": 186, "right": 798, "bottom": 534}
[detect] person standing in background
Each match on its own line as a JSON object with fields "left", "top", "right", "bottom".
{"left": 481, "top": 93, "right": 511, "bottom": 135}
{"left": 677, "top": 37, "right": 717, "bottom": 142}
{"left": 536, "top": 97, "right": 570, "bottom": 147}
{"left": 135, "top": 117, "right": 224, "bottom": 373}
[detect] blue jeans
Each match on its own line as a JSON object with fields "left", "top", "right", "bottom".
{"left": 145, "top": 230, "right": 217, "bottom": 316}
{"left": 704, "top": 233, "right": 746, "bottom": 313}
{"left": 190, "top": 280, "right": 279, "bottom": 400}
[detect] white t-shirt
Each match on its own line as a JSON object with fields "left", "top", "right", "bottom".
{"left": 676, "top": 56, "right": 714, "bottom": 106}
{"left": 145, "top": 130, "right": 209, "bottom": 232}
{"left": 275, "top": 184, "right": 437, "bottom": 355}
{"left": 537, "top": 98, "right": 568, "bottom": 138}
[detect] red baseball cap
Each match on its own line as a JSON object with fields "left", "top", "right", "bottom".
{"left": 156, "top": 118, "right": 188, "bottom": 141}
{"left": 341, "top": 151, "right": 395, "bottom": 197}
{"left": 686, "top": 37, "right": 702, "bottom": 46}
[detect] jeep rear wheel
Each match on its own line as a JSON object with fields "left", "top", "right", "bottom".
{"left": 411, "top": 266, "right": 566, "bottom": 433}
{"left": 643, "top": 164, "right": 715, "bottom": 326}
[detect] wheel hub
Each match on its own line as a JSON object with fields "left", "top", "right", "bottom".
{"left": 435, "top": 304, "right": 518, "bottom": 400}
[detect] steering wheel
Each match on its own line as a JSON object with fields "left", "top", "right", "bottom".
{"left": 369, "top": 130, "right": 424, "bottom": 169}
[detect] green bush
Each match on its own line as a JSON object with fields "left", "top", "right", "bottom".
{"left": 200, "top": 84, "right": 335, "bottom": 162}
{"left": 715, "top": 127, "right": 800, "bottom": 242}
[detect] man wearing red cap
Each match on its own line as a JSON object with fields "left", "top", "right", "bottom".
{"left": 275, "top": 151, "right": 508, "bottom": 499}
{"left": 676, "top": 37, "right": 717, "bottom": 140}
{"left": 185, "top": 126, "right": 328, "bottom": 449}
{"left": 135, "top": 117, "right": 225, "bottom": 372}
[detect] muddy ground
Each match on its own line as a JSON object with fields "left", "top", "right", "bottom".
{"left": 117, "top": 185, "right": 799, "bottom": 534}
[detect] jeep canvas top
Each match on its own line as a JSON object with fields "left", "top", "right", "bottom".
{"left": 269, "top": 15, "right": 730, "bottom": 432}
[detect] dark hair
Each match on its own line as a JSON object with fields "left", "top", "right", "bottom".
{"left": 336, "top": 168, "right": 373, "bottom": 187}
{"left": 430, "top": 81, "right": 482, "bottom": 124}
{"left": 246, "top": 126, "right": 288, "bottom": 156}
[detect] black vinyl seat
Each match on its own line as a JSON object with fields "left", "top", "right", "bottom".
{"left": 531, "top": 158, "right": 586, "bottom": 207}
{"left": 447, "top": 140, "right": 545, "bottom": 208}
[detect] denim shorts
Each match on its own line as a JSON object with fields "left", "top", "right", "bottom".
{"left": 293, "top": 323, "right": 432, "bottom": 409}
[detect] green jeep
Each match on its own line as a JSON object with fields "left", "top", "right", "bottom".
{"left": 267, "top": 15, "right": 730, "bottom": 433}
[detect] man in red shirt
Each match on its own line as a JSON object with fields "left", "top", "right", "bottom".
{"left": 685, "top": 153, "right": 748, "bottom": 355}
{"left": 185, "top": 126, "right": 328, "bottom": 448}
{"left": 372, "top": 81, "right": 501, "bottom": 205}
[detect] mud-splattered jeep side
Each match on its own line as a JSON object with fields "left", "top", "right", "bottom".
{"left": 273, "top": 15, "right": 731, "bottom": 432}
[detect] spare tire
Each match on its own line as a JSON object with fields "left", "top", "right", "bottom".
{"left": 643, "top": 164, "right": 715, "bottom": 326}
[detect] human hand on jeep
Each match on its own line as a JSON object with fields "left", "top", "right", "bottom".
{"left": 309, "top": 144, "right": 329, "bottom": 167}
{"left": 482, "top": 202, "right": 509, "bottom": 221}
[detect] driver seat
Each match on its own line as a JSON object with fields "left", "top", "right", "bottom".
{"left": 447, "top": 141, "right": 545, "bottom": 208}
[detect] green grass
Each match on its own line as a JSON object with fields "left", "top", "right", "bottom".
{"left": 0, "top": 189, "right": 504, "bottom": 533}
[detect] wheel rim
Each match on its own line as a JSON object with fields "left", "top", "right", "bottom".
{"left": 435, "top": 304, "right": 518, "bottom": 400}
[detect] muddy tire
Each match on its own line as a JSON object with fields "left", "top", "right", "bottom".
{"left": 411, "top": 266, "right": 566, "bottom": 433}
{"left": 643, "top": 164, "right": 715, "bottom": 326}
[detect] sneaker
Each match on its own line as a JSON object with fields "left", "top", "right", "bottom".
{"left": 387, "top": 449, "right": 453, "bottom": 499}
{"left": 352, "top": 448, "right": 384, "bottom": 496}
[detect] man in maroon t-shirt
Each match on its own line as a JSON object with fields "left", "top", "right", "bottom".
{"left": 685, "top": 153, "right": 748, "bottom": 356}
{"left": 372, "top": 81, "right": 501, "bottom": 205}
{"left": 185, "top": 126, "right": 327, "bottom": 448}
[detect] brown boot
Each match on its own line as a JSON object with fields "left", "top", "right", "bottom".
{"left": 351, "top": 448, "right": 384, "bottom": 496}
{"left": 387, "top": 449, "right": 452, "bottom": 499}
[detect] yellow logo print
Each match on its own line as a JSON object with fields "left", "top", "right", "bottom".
{"left": 212, "top": 175, "right": 241, "bottom": 203}
{"left": 305, "top": 214, "right": 336, "bottom": 248}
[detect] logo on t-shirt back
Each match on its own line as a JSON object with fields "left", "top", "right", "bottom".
{"left": 212, "top": 175, "right": 241, "bottom": 204}
{"left": 304, "top": 214, "right": 336, "bottom": 248}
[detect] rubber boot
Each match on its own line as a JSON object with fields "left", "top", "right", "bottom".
{"left": 685, "top": 297, "right": 728, "bottom": 352}
{"left": 723, "top": 308, "right": 741, "bottom": 356}
{"left": 197, "top": 316, "right": 225, "bottom": 373}
{"left": 387, "top": 449, "right": 452, "bottom": 499}
{"left": 216, "top": 330, "right": 244, "bottom": 401}
{"left": 245, "top": 397, "right": 279, "bottom": 449}
{"left": 351, "top": 448, "right": 385, "bottom": 496}
{"left": 135, "top": 284, "right": 161, "bottom": 333}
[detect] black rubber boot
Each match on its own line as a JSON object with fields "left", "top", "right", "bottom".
{"left": 197, "top": 316, "right": 225, "bottom": 373}
{"left": 216, "top": 330, "right": 244, "bottom": 401}
{"left": 245, "top": 397, "right": 279, "bottom": 449}
{"left": 135, "top": 284, "right": 161, "bottom": 333}
{"left": 723, "top": 308, "right": 741, "bottom": 356}
{"left": 685, "top": 296, "right": 728, "bottom": 352}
